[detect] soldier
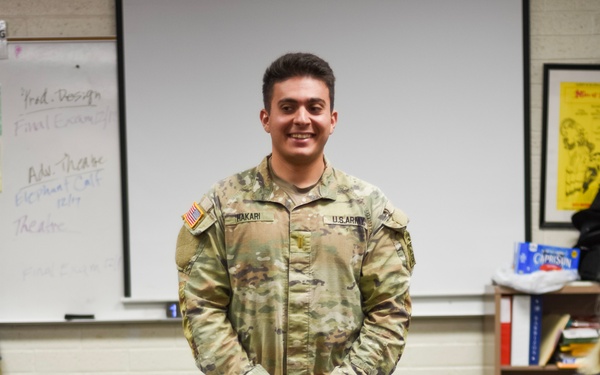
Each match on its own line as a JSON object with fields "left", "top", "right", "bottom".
{"left": 176, "top": 52, "right": 415, "bottom": 375}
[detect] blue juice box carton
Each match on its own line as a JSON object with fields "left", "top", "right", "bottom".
{"left": 513, "top": 242, "right": 580, "bottom": 274}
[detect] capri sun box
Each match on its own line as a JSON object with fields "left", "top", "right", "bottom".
{"left": 514, "top": 242, "right": 580, "bottom": 274}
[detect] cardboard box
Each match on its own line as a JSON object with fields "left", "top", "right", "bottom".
{"left": 514, "top": 242, "right": 580, "bottom": 274}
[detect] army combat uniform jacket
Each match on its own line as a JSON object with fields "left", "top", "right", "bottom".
{"left": 176, "top": 156, "right": 415, "bottom": 375}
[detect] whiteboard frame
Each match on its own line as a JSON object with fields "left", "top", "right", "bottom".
{"left": 116, "top": 0, "right": 532, "bottom": 316}
{"left": 0, "top": 36, "right": 134, "bottom": 323}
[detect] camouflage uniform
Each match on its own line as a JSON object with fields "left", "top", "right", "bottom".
{"left": 176, "top": 156, "right": 415, "bottom": 375}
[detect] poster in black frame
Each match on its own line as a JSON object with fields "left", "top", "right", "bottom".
{"left": 540, "top": 63, "right": 600, "bottom": 228}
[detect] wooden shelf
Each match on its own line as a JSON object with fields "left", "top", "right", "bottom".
{"left": 492, "top": 282, "right": 600, "bottom": 375}
{"left": 494, "top": 282, "right": 600, "bottom": 295}
{"left": 499, "top": 369, "right": 580, "bottom": 375}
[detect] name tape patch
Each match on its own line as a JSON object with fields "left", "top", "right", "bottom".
{"left": 225, "top": 212, "right": 274, "bottom": 225}
{"left": 324, "top": 216, "right": 366, "bottom": 226}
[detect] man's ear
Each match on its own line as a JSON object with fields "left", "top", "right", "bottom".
{"left": 330, "top": 110, "right": 338, "bottom": 134}
{"left": 260, "top": 109, "right": 270, "bottom": 133}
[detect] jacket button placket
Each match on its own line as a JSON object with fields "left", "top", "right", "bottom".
{"left": 287, "top": 209, "right": 312, "bottom": 375}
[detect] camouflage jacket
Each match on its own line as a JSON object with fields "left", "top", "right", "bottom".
{"left": 176, "top": 156, "right": 415, "bottom": 375}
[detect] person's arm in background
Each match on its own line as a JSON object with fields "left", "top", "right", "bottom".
{"left": 579, "top": 340, "right": 600, "bottom": 375}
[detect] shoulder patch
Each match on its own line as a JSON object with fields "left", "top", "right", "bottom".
{"left": 383, "top": 202, "right": 409, "bottom": 229}
{"left": 181, "top": 196, "right": 215, "bottom": 232}
{"left": 382, "top": 203, "right": 415, "bottom": 272}
{"left": 182, "top": 202, "right": 205, "bottom": 229}
{"left": 391, "top": 208, "right": 409, "bottom": 227}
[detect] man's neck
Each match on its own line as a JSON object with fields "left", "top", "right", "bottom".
{"left": 269, "top": 155, "right": 325, "bottom": 189}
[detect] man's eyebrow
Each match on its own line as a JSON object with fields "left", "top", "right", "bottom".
{"left": 277, "top": 97, "right": 326, "bottom": 105}
{"left": 307, "top": 98, "right": 326, "bottom": 105}
{"left": 277, "top": 98, "right": 298, "bottom": 105}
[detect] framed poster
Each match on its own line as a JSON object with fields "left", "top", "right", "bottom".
{"left": 540, "top": 64, "right": 600, "bottom": 228}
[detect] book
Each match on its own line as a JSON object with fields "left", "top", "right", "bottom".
{"left": 511, "top": 295, "right": 531, "bottom": 366}
{"left": 562, "top": 327, "right": 599, "bottom": 340}
{"left": 556, "top": 352, "right": 583, "bottom": 369}
{"left": 561, "top": 327, "right": 600, "bottom": 344}
{"left": 539, "top": 313, "right": 571, "bottom": 366}
{"left": 529, "top": 295, "right": 543, "bottom": 365}
{"left": 500, "top": 295, "right": 512, "bottom": 365}
{"left": 510, "top": 294, "right": 543, "bottom": 366}
{"left": 513, "top": 242, "right": 580, "bottom": 274}
{"left": 568, "top": 316, "right": 600, "bottom": 329}
{"left": 560, "top": 342, "right": 597, "bottom": 356}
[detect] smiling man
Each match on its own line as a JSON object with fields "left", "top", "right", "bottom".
{"left": 176, "top": 52, "right": 415, "bottom": 375}
{"left": 260, "top": 74, "right": 336, "bottom": 188}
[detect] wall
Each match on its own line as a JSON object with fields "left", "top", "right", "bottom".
{"left": 0, "top": 0, "right": 599, "bottom": 374}
{"left": 530, "top": 0, "right": 600, "bottom": 246}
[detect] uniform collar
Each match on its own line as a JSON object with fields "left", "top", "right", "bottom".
{"left": 252, "top": 155, "right": 337, "bottom": 203}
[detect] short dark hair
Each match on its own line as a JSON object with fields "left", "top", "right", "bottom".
{"left": 262, "top": 52, "right": 335, "bottom": 112}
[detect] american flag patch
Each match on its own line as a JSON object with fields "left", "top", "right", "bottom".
{"left": 183, "top": 202, "right": 204, "bottom": 228}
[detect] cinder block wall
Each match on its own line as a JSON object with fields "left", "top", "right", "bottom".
{"left": 0, "top": 1, "right": 599, "bottom": 374}
{"left": 529, "top": 0, "right": 600, "bottom": 246}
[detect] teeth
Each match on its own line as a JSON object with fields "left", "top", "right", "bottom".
{"left": 291, "top": 134, "right": 311, "bottom": 139}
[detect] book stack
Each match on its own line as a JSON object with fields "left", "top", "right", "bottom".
{"left": 555, "top": 317, "right": 600, "bottom": 369}
{"left": 504, "top": 302, "right": 600, "bottom": 369}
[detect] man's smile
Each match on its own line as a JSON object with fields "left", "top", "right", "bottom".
{"left": 290, "top": 133, "right": 313, "bottom": 139}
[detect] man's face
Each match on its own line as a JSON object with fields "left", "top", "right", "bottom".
{"left": 260, "top": 76, "right": 338, "bottom": 167}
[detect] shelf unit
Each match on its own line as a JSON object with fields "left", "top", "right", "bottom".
{"left": 492, "top": 283, "right": 600, "bottom": 375}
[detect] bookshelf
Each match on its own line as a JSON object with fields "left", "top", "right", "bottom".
{"left": 493, "top": 283, "right": 600, "bottom": 375}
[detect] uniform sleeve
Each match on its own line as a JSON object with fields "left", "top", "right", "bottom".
{"left": 176, "top": 196, "right": 264, "bottom": 375}
{"left": 332, "top": 203, "right": 415, "bottom": 375}
{"left": 578, "top": 340, "right": 600, "bottom": 375}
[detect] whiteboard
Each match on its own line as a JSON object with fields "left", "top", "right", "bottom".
{"left": 120, "top": 0, "right": 526, "bottom": 301}
{"left": 0, "top": 41, "right": 128, "bottom": 322}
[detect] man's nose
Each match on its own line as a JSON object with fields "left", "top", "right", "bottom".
{"left": 293, "top": 107, "right": 310, "bottom": 125}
